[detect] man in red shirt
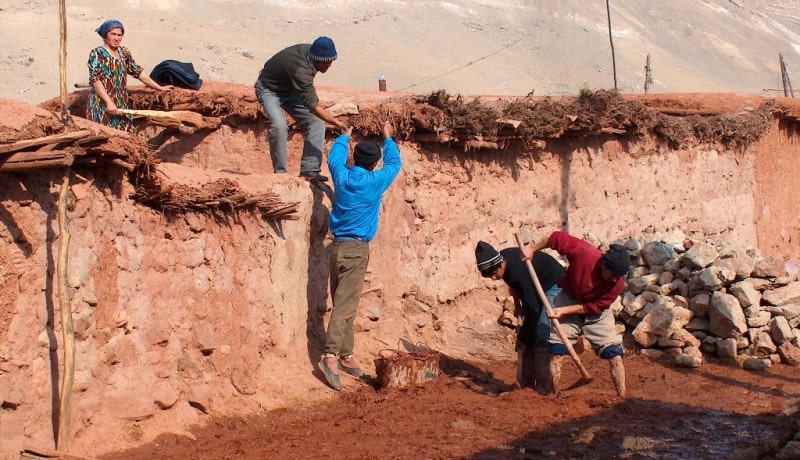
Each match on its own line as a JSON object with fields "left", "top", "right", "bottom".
{"left": 521, "top": 231, "right": 630, "bottom": 396}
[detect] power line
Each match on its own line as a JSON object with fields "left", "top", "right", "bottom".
{"left": 397, "top": 34, "right": 536, "bottom": 91}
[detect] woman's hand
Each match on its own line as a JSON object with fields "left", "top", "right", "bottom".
{"left": 106, "top": 101, "right": 119, "bottom": 114}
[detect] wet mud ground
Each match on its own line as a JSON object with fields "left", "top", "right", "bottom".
{"left": 104, "top": 351, "right": 800, "bottom": 460}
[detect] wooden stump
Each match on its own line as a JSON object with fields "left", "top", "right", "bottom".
{"left": 374, "top": 349, "right": 441, "bottom": 389}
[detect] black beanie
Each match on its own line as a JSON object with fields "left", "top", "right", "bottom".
{"left": 603, "top": 243, "right": 630, "bottom": 275}
{"left": 354, "top": 142, "right": 382, "bottom": 167}
{"left": 475, "top": 241, "right": 502, "bottom": 275}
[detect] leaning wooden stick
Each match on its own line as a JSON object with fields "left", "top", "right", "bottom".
{"left": 514, "top": 232, "right": 592, "bottom": 381}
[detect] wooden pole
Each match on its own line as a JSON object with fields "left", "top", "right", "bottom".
{"left": 59, "top": 0, "right": 70, "bottom": 125}
{"left": 56, "top": 167, "right": 75, "bottom": 452}
{"left": 56, "top": 0, "right": 76, "bottom": 452}
{"left": 606, "top": 0, "right": 618, "bottom": 91}
{"left": 780, "top": 53, "right": 795, "bottom": 98}
{"left": 644, "top": 54, "right": 652, "bottom": 94}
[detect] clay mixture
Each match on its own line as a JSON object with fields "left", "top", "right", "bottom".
{"left": 106, "top": 353, "right": 800, "bottom": 459}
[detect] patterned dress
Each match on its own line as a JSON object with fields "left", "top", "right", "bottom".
{"left": 86, "top": 46, "right": 142, "bottom": 132}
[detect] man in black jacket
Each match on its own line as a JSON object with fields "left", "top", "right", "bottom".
{"left": 475, "top": 240, "right": 565, "bottom": 394}
{"left": 254, "top": 37, "right": 347, "bottom": 181}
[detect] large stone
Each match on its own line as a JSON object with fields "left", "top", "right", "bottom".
{"left": 697, "top": 266, "right": 736, "bottom": 290}
{"left": 641, "top": 242, "right": 677, "bottom": 268}
{"left": 762, "top": 282, "right": 800, "bottom": 306}
{"left": 778, "top": 340, "right": 800, "bottom": 366}
{"left": 752, "top": 256, "right": 787, "bottom": 278}
{"left": 746, "top": 310, "right": 771, "bottom": 328}
{"left": 717, "top": 338, "right": 737, "bottom": 358}
{"left": 689, "top": 293, "right": 710, "bottom": 318}
{"left": 628, "top": 273, "right": 660, "bottom": 295}
{"left": 682, "top": 240, "right": 718, "bottom": 268}
{"left": 712, "top": 256, "right": 756, "bottom": 280}
{"left": 632, "top": 305, "right": 694, "bottom": 347}
{"left": 743, "top": 357, "right": 771, "bottom": 370}
{"left": 672, "top": 328, "right": 701, "bottom": 348}
{"left": 708, "top": 291, "right": 747, "bottom": 339}
{"left": 675, "top": 354, "right": 702, "bottom": 368}
{"left": 752, "top": 332, "right": 777, "bottom": 357}
{"left": 728, "top": 280, "right": 762, "bottom": 308}
{"left": 769, "top": 316, "right": 793, "bottom": 345}
{"left": 763, "top": 304, "right": 800, "bottom": 320}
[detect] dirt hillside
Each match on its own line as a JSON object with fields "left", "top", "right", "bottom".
{"left": 3, "top": 0, "right": 800, "bottom": 104}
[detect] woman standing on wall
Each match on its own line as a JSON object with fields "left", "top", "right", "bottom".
{"left": 86, "top": 19, "right": 173, "bottom": 132}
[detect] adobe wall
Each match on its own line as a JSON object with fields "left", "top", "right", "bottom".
{"left": 753, "top": 115, "right": 800, "bottom": 258}
{"left": 1, "top": 94, "right": 798, "bottom": 458}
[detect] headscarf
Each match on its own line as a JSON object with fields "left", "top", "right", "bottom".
{"left": 96, "top": 20, "right": 124, "bottom": 38}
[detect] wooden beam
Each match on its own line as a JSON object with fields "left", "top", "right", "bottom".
{"left": 0, "top": 130, "right": 92, "bottom": 154}
{"left": 0, "top": 151, "right": 74, "bottom": 172}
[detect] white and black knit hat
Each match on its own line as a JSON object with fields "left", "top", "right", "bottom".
{"left": 475, "top": 241, "right": 502, "bottom": 276}
{"left": 309, "top": 36, "right": 338, "bottom": 62}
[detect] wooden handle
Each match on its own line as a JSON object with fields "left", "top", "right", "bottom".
{"left": 515, "top": 232, "right": 591, "bottom": 379}
{"left": 117, "top": 109, "right": 205, "bottom": 127}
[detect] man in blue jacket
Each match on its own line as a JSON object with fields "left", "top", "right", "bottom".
{"left": 318, "top": 121, "right": 402, "bottom": 391}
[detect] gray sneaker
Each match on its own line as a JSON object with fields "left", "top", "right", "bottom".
{"left": 318, "top": 358, "right": 342, "bottom": 391}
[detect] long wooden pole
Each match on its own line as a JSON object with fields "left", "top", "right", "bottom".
{"left": 56, "top": 0, "right": 76, "bottom": 452}
{"left": 56, "top": 168, "right": 75, "bottom": 451}
{"left": 780, "top": 53, "right": 795, "bottom": 98}
{"left": 606, "top": 0, "right": 618, "bottom": 91}
{"left": 514, "top": 233, "right": 591, "bottom": 380}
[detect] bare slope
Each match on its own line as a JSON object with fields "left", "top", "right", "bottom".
{"left": 2, "top": 0, "right": 800, "bottom": 104}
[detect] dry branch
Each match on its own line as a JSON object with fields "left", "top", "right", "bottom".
{"left": 0, "top": 130, "right": 92, "bottom": 154}
{"left": 118, "top": 109, "right": 205, "bottom": 127}
{"left": 0, "top": 150, "right": 74, "bottom": 172}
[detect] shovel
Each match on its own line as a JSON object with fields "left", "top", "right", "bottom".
{"left": 514, "top": 232, "right": 593, "bottom": 390}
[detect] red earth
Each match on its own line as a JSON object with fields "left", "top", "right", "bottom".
{"left": 103, "top": 350, "right": 800, "bottom": 459}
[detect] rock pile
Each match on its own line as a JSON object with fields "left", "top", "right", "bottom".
{"left": 607, "top": 230, "right": 800, "bottom": 369}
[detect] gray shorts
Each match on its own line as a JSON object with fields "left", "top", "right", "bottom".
{"left": 548, "top": 290, "right": 621, "bottom": 353}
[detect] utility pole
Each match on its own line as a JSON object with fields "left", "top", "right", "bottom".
{"left": 644, "top": 54, "right": 652, "bottom": 94}
{"left": 606, "top": 0, "right": 618, "bottom": 91}
{"left": 780, "top": 53, "right": 794, "bottom": 97}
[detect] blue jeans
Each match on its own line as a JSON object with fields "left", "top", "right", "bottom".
{"left": 534, "top": 285, "right": 562, "bottom": 347}
{"left": 255, "top": 80, "right": 325, "bottom": 174}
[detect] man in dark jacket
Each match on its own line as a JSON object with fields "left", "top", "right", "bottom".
{"left": 476, "top": 240, "right": 565, "bottom": 394}
{"left": 255, "top": 37, "right": 347, "bottom": 181}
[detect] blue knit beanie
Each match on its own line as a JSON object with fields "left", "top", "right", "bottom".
{"left": 309, "top": 37, "right": 338, "bottom": 62}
